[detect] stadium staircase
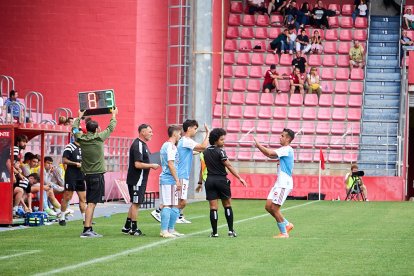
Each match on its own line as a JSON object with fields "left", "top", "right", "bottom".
{"left": 359, "top": 15, "right": 401, "bottom": 176}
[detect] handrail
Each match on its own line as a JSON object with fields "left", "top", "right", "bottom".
{"left": 0, "top": 75, "right": 15, "bottom": 98}
{"left": 25, "top": 91, "right": 44, "bottom": 123}
{"left": 399, "top": 0, "right": 404, "bottom": 67}
{"left": 5, "top": 101, "right": 26, "bottom": 124}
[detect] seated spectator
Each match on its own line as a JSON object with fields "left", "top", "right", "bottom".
{"left": 284, "top": 0, "right": 299, "bottom": 27}
{"left": 292, "top": 51, "right": 308, "bottom": 74}
{"left": 349, "top": 40, "right": 365, "bottom": 72}
{"left": 44, "top": 156, "right": 64, "bottom": 194}
{"left": 247, "top": 0, "right": 267, "bottom": 15}
{"left": 270, "top": 28, "right": 289, "bottom": 54}
{"left": 30, "top": 172, "right": 61, "bottom": 216}
{"left": 404, "top": 8, "right": 414, "bottom": 29}
{"left": 4, "top": 90, "right": 23, "bottom": 122}
{"left": 263, "top": 64, "right": 284, "bottom": 93}
{"left": 12, "top": 169, "right": 31, "bottom": 216}
{"left": 295, "top": 29, "right": 311, "bottom": 53}
{"left": 310, "top": 30, "right": 323, "bottom": 54}
{"left": 295, "top": 2, "right": 311, "bottom": 29}
{"left": 400, "top": 30, "right": 414, "bottom": 63}
{"left": 311, "top": 0, "right": 337, "bottom": 29}
{"left": 289, "top": 67, "right": 305, "bottom": 96}
{"left": 352, "top": 0, "right": 370, "bottom": 22}
{"left": 287, "top": 26, "right": 297, "bottom": 54}
{"left": 268, "top": 0, "right": 287, "bottom": 15}
{"left": 306, "top": 67, "right": 322, "bottom": 98}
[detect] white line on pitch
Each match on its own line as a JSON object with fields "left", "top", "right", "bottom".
{"left": 34, "top": 201, "right": 317, "bottom": 276}
{"left": 0, "top": 250, "right": 41, "bottom": 260}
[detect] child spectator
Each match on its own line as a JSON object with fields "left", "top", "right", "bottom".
{"left": 263, "top": 65, "right": 283, "bottom": 93}
{"left": 270, "top": 28, "right": 289, "bottom": 54}
{"left": 310, "top": 30, "right": 323, "bottom": 54}
{"left": 289, "top": 67, "right": 305, "bottom": 97}
{"left": 306, "top": 67, "right": 322, "bottom": 98}
{"left": 295, "top": 29, "right": 311, "bottom": 53}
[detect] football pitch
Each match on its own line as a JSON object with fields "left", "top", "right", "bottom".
{"left": 1, "top": 200, "right": 413, "bottom": 276}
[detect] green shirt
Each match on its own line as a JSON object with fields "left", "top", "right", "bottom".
{"left": 73, "top": 117, "right": 117, "bottom": 174}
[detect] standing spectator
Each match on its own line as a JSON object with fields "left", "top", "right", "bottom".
{"left": 122, "top": 124, "right": 160, "bottom": 236}
{"left": 263, "top": 65, "right": 283, "bottom": 93}
{"left": 73, "top": 107, "right": 118, "bottom": 238}
{"left": 306, "top": 67, "right": 322, "bottom": 98}
{"left": 292, "top": 51, "right": 308, "bottom": 73}
{"left": 295, "top": 2, "right": 311, "bottom": 29}
{"left": 284, "top": 0, "right": 299, "bottom": 27}
{"left": 349, "top": 40, "right": 365, "bottom": 72}
{"left": 270, "top": 28, "right": 289, "bottom": 54}
{"left": 287, "top": 26, "right": 297, "bottom": 54}
{"left": 289, "top": 67, "right": 305, "bottom": 97}
{"left": 310, "top": 30, "right": 323, "bottom": 54}
{"left": 404, "top": 8, "right": 414, "bottom": 29}
{"left": 247, "top": 0, "right": 267, "bottom": 15}
{"left": 295, "top": 29, "right": 311, "bottom": 53}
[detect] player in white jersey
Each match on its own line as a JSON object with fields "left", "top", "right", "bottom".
{"left": 254, "top": 128, "right": 296, "bottom": 238}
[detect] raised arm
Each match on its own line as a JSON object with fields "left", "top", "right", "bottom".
{"left": 193, "top": 123, "right": 210, "bottom": 152}
{"left": 253, "top": 137, "right": 278, "bottom": 158}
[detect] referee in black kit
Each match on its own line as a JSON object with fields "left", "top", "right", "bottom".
{"left": 203, "top": 128, "right": 247, "bottom": 238}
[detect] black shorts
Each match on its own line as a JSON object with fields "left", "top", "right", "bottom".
{"left": 64, "top": 179, "right": 86, "bottom": 192}
{"left": 85, "top": 173, "right": 105, "bottom": 204}
{"left": 205, "top": 175, "right": 231, "bottom": 201}
{"left": 128, "top": 183, "right": 147, "bottom": 205}
{"left": 263, "top": 83, "right": 276, "bottom": 91}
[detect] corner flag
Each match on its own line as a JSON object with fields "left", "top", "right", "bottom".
{"left": 320, "top": 149, "right": 325, "bottom": 170}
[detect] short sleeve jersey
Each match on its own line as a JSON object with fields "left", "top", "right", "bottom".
{"left": 290, "top": 72, "right": 305, "bottom": 84}
{"left": 203, "top": 145, "right": 228, "bottom": 176}
{"left": 177, "top": 136, "right": 198, "bottom": 180}
{"left": 349, "top": 45, "right": 364, "bottom": 62}
{"left": 263, "top": 70, "right": 278, "bottom": 87}
{"left": 126, "top": 138, "right": 151, "bottom": 187}
{"left": 62, "top": 143, "right": 83, "bottom": 181}
{"left": 292, "top": 57, "right": 307, "bottom": 73}
{"left": 275, "top": 146, "right": 294, "bottom": 178}
{"left": 159, "top": 141, "right": 178, "bottom": 185}
{"left": 297, "top": 35, "right": 309, "bottom": 45}
{"left": 13, "top": 146, "right": 21, "bottom": 163}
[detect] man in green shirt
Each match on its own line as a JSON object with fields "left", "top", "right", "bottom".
{"left": 73, "top": 107, "right": 118, "bottom": 238}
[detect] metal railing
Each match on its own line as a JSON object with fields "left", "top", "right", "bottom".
{"left": 0, "top": 75, "right": 15, "bottom": 98}
{"left": 25, "top": 91, "right": 44, "bottom": 123}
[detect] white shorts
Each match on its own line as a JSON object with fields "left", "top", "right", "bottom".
{"left": 179, "top": 179, "right": 189, "bottom": 200}
{"left": 267, "top": 186, "right": 292, "bottom": 206}
{"left": 160, "top": 185, "right": 179, "bottom": 206}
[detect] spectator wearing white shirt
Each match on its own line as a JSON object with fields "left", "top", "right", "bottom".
{"left": 404, "top": 9, "right": 414, "bottom": 29}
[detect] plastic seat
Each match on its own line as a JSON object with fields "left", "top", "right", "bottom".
{"left": 240, "top": 27, "right": 254, "bottom": 39}
{"left": 255, "top": 27, "right": 268, "bottom": 39}
{"left": 342, "top": 4, "right": 353, "bottom": 15}
{"left": 213, "top": 105, "right": 227, "bottom": 118}
{"left": 230, "top": 1, "right": 244, "bottom": 13}
{"left": 247, "top": 79, "right": 261, "bottom": 91}
{"left": 331, "top": 122, "right": 346, "bottom": 135}
{"left": 339, "top": 16, "right": 353, "bottom": 28}
{"left": 224, "top": 40, "right": 237, "bottom": 51}
{"left": 347, "top": 108, "right": 362, "bottom": 121}
{"left": 278, "top": 67, "right": 292, "bottom": 76}
{"left": 328, "top": 16, "right": 339, "bottom": 28}
{"left": 325, "top": 29, "right": 338, "bottom": 41}
{"left": 257, "top": 120, "right": 271, "bottom": 133}
{"left": 234, "top": 66, "right": 249, "bottom": 78}
{"left": 322, "top": 55, "right": 336, "bottom": 67}
{"left": 317, "top": 108, "right": 331, "bottom": 120}
{"left": 323, "top": 41, "right": 337, "bottom": 54}
{"left": 300, "top": 135, "right": 315, "bottom": 148}
{"left": 226, "top": 27, "right": 239, "bottom": 39}
{"left": 328, "top": 150, "right": 343, "bottom": 162}
{"left": 315, "top": 136, "right": 329, "bottom": 149}
{"left": 319, "top": 94, "right": 333, "bottom": 106}
{"left": 302, "top": 121, "right": 316, "bottom": 134}
{"left": 265, "top": 54, "right": 279, "bottom": 65}
{"left": 239, "top": 40, "right": 252, "bottom": 52}
{"left": 256, "top": 14, "right": 269, "bottom": 26}
{"left": 253, "top": 150, "right": 268, "bottom": 161}
{"left": 212, "top": 119, "right": 222, "bottom": 129}
{"left": 353, "top": 29, "right": 367, "bottom": 41}
{"left": 304, "top": 94, "right": 318, "bottom": 106}
{"left": 252, "top": 40, "right": 266, "bottom": 52}
{"left": 345, "top": 136, "right": 360, "bottom": 149}
{"left": 321, "top": 68, "right": 335, "bottom": 80}
{"left": 226, "top": 120, "right": 240, "bottom": 132}
{"left": 278, "top": 80, "right": 290, "bottom": 92}
{"left": 217, "top": 78, "right": 231, "bottom": 91}
{"left": 271, "top": 121, "right": 285, "bottom": 133}
{"left": 251, "top": 53, "right": 264, "bottom": 65}
{"left": 228, "top": 14, "right": 241, "bottom": 26}
{"left": 348, "top": 95, "right": 362, "bottom": 107}
{"left": 339, "top": 29, "right": 353, "bottom": 41}
{"left": 273, "top": 106, "right": 288, "bottom": 119}
{"left": 344, "top": 152, "right": 357, "bottom": 162}
{"left": 336, "top": 68, "right": 350, "bottom": 80}
{"left": 286, "top": 121, "right": 301, "bottom": 133}
{"left": 270, "top": 15, "right": 284, "bottom": 26}
{"left": 320, "top": 81, "right": 334, "bottom": 93}
{"left": 332, "top": 108, "right": 346, "bottom": 121}
{"left": 349, "top": 82, "right": 363, "bottom": 94}
{"left": 250, "top": 66, "right": 264, "bottom": 78}
{"left": 287, "top": 107, "right": 301, "bottom": 120}
{"left": 350, "top": 68, "right": 364, "bottom": 80}
{"left": 223, "top": 65, "right": 233, "bottom": 77}
{"left": 348, "top": 122, "right": 361, "bottom": 134}
{"left": 328, "top": 4, "right": 340, "bottom": 12}
{"left": 268, "top": 28, "right": 281, "bottom": 39}
{"left": 302, "top": 107, "right": 317, "bottom": 120}
{"left": 337, "top": 55, "right": 350, "bottom": 67}
{"left": 232, "top": 79, "right": 246, "bottom": 91}
{"left": 334, "top": 81, "right": 349, "bottom": 94}
{"left": 407, "top": 30, "right": 414, "bottom": 40}
{"left": 333, "top": 95, "right": 347, "bottom": 107}
{"left": 260, "top": 93, "right": 274, "bottom": 105}
{"left": 243, "top": 106, "right": 257, "bottom": 119}
{"left": 258, "top": 106, "right": 272, "bottom": 119}
{"left": 224, "top": 52, "right": 235, "bottom": 64}
{"left": 355, "top": 17, "right": 368, "bottom": 28}
{"left": 289, "top": 94, "right": 303, "bottom": 106}
{"left": 236, "top": 53, "right": 250, "bottom": 65}
{"left": 275, "top": 93, "right": 289, "bottom": 106}
{"left": 241, "top": 120, "right": 255, "bottom": 132}
{"left": 228, "top": 105, "right": 243, "bottom": 118}
{"left": 338, "top": 42, "right": 351, "bottom": 54}
{"left": 279, "top": 54, "right": 293, "bottom": 66}
{"left": 245, "top": 93, "right": 260, "bottom": 105}
{"left": 224, "top": 133, "right": 238, "bottom": 146}
{"left": 242, "top": 15, "right": 256, "bottom": 26}
{"left": 308, "top": 55, "right": 322, "bottom": 66}
{"left": 316, "top": 121, "right": 330, "bottom": 134}
{"left": 230, "top": 92, "right": 245, "bottom": 104}
{"left": 226, "top": 148, "right": 237, "bottom": 160}
{"left": 215, "top": 92, "right": 230, "bottom": 104}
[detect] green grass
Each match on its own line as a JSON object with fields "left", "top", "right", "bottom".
{"left": 1, "top": 200, "right": 414, "bottom": 275}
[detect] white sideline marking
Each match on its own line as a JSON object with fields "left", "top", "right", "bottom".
{"left": 0, "top": 250, "right": 41, "bottom": 260}
{"left": 34, "top": 201, "right": 317, "bottom": 276}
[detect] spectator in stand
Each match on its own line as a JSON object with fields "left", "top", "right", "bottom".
{"left": 404, "top": 8, "right": 414, "bottom": 29}
{"left": 310, "top": 30, "right": 323, "bottom": 54}
{"left": 263, "top": 65, "right": 283, "bottom": 93}
{"left": 284, "top": 0, "right": 299, "bottom": 27}
{"left": 289, "top": 67, "right": 305, "bottom": 97}
{"left": 295, "top": 2, "right": 311, "bottom": 30}
{"left": 287, "top": 26, "right": 297, "bottom": 54}
{"left": 295, "top": 28, "right": 311, "bottom": 54}
{"left": 349, "top": 40, "right": 365, "bottom": 72}
{"left": 247, "top": 0, "right": 267, "bottom": 15}
{"left": 292, "top": 51, "right": 308, "bottom": 74}
{"left": 267, "top": 0, "right": 287, "bottom": 15}
{"left": 4, "top": 90, "right": 23, "bottom": 122}
{"left": 352, "top": 0, "right": 370, "bottom": 23}
{"left": 400, "top": 30, "right": 414, "bottom": 63}
{"left": 306, "top": 67, "right": 322, "bottom": 98}
{"left": 311, "top": 0, "right": 337, "bottom": 29}
{"left": 270, "top": 28, "right": 289, "bottom": 54}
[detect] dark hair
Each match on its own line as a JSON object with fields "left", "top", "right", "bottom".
{"left": 24, "top": 152, "right": 34, "bottom": 162}
{"left": 270, "top": 64, "right": 276, "bottom": 69}
{"left": 182, "top": 119, "right": 199, "bottom": 132}
{"left": 138, "top": 124, "right": 151, "bottom": 133}
{"left": 283, "top": 128, "right": 295, "bottom": 142}
{"left": 9, "top": 90, "right": 16, "bottom": 98}
{"left": 44, "top": 156, "right": 53, "bottom": 163}
{"left": 209, "top": 128, "right": 227, "bottom": 145}
{"left": 86, "top": 120, "right": 99, "bottom": 133}
{"left": 168, "top": 125, "right": 181, "bottom": 137}
{"left": 28, "top": 173, "right": 40, "bottom": 182}
{"left": 15, "top": 135, "right": 28, "bottom": 144}
{"left": 351, "top": 164, "right": 358, "bottom": 170}
{"left": 67, "top": 117, "right": 74, "bottom": 121}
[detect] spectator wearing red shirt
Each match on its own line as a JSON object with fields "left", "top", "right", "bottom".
{"left": 289, "top": 67, "right": 305, "bottom": 96}
{"left": 263, "top": 65, "right": 283, "bottom": 93}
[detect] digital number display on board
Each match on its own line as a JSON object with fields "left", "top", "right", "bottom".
{"left": 78, "top": 89, "right": 115, "bottom": 116}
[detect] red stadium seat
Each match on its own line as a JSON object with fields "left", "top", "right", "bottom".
{"left": 348, "top": 95, "right": 362, "bottom": 107}
{"left": 241, "top": 120, "right": 255, "bottom": 132}
{"left": 304, "top": 94, "right": 318, "bottom": 106}
{"left": 286, "top": 121, "right": 301, "bottom": 133}
{"left": 328, "top": 4, "right": 340, "bottom": 12}
{"left": 278, "top": 67, "right": 292, "bottom": 76}
{"left": 337, "top": 55, "right": 350, "bottom": 67}
{"left": 275, "top": 92, "right": 289, "bottom": 105}
{"left": 330, "top": 135, "right": 344, "bottom": 149}
{"left": 230, "top": 1, "right": 244, "bottom": 13}
{"left": 224, "top": 133, "right": 238, "bottom": 146}
{"left": 226, "top": 27, "right": 239, "bottom": 39}
{"left": 226, "top": 148, "right": 237, "bottom": 160}
{"left": 405, "top": 5, "right": 414, "bottom": 13}
{"left": 215, "top": 92, "right": 230, "bottom": 104}
{"left": 232, "top": 79, "right": 247, "bottom": 91}
{"left": 253, "top": 40, "right": 266, "bottom": 52}
{"left": 342, "top": 4, "right": 353, "bottom": 15}
{"left": 226, "top": 119, "right": 240, "bottom": 132}
{"left": 279, "top": 54, "right": 293, "bottom": 66}
{"left": 407, "top": 30, "right": 414, "bottom": 40}
{"left": 308, "top": 55, "right": 322, "bottom": 66}
{"left": 331, "top": 121, "right": 346, "bottom": 135}
{"left": 243, "top": 106, "right": 258, "bottom": 119}
{"left": 224, "top": 40, "right": 237, "bottom": 51}
{"left": 242, "top": 15, "right": 256, "bottom": 26}
{"left": 268, "top": 28, "right": 281, "bottom": 39}
{"left": 245, "top": 93, "right": 260, "bottom": 105}
{"left": 328, "top": 150, "right": 343, "bottom": 162}
{"left": 265, "top": 54, "right": 279, "bottom": 65}
{"left": 332, "top": 108, "right": 346, "bottom": 121}
{"left": 333, "top": 95, "right": 347, "bottom": 107}
{"left": 250, "top": 66, "right": 264, "bottom": 78}
{"left": 336, "top": 68, "right": 350, "bottom": 80}
{"left": 322, "top": 55, "right": 336, "bottom": 67}
{"left": 228, "top": 105, "right": 243, "bottom": 118}
{"left": 300, "top": 135, "right": 315, "bottom": 148}
{"left": 228, "top": 14, "right": 241, "bottom": 26}
{"left": 315, "top": 136, "right": 329, "bottom": 149}
{"left": 353, "top": 29, "right": 367, "bottom": 41}
{"left": 212, "top": 119, "right": 222, "bottom": 129}
{"left": 338, "top": 42, "right": 351, "bottom": 54}
{"left": 321, "top": 68, "right": 335, "bottom": 80}
{"left": 234, "top": 66, "right": 249, "bottom": 78}
{"left": 302, "top": 107, "right": 317, "bottom": 120}
{"left": 289, "top": 94, "right": 303, "bottom": 106}
{"left": 302, "top": 121, "right": 316, "bottom": 134}
{"left": 223, "top": 65, "right": 233, "bottom": 77}
{"left": 236, "top": 53, "right": 250, "bottom": 65}
{"left": 328, "top": 16, "right": 339, "bottom": 28}
{"left": 320, "top": 81, "right": 334, "bottom": 93}
{"left": 257, "top": 120, "right": 271, "bottom": 133}
{"left": 287, "top": 107, "right": 301, "bottom": 120}
{"left": 251, "top": 53, "right": 264, "bottom": 65}
{"left": 239, "top": 40, "right": 252, "bottom": 52}
{"left": 273, "top": 106, "right": 288, "bottom": 119}
{"left": 298, "top": 150, "right": 313, "bottom": 162}
{"left": 334, "top": 81, "right": 349, "bottom": 94}
{"left": 344, "top": 152, "right": 358, "bottom": 162}
{"left": 256, "top": 14, "right": 269, "bottom": 26}
{"left": 231, "top": 92, "right": 245, "bottom": 104}
{"left": 260, "top": 93, "right": 274, "bottom": 105}
{"left": 217, "top": 78, "right": 231, "bottom": 91}
{"left": 319, "top": 94, "right": 333, "bottom": 106}
{"left": 213, "top": 105, "right": 227, "bottom": 118}
{"left": 278, "top": 80, "right": 290, "bottom": 92}
{"left": 325, "top": 29, "right": 338, "bottom": 41}
{"left": 316, "top": 121, "right": 330, "bottom": 134}
{"left": 323, "top": 41, "right": 337, "bottom": 54}
{"left": 348, "top": 122, "right": 361, "bottom": 134}
{"left": 258, "top": 106, "right": 272, "bottom": 119}
{"left": 350, "top": 68, "right": 364, "bottom": 80}
{"left": 224, "top": 52, "right": 235, "bottom": 64}
{"left": 247, "top": 79, "right": 261, "bottom": 91}
{"left": 270, "top": 15, "right": 284, "bottom": 26}
{"left": 355, "top": 17, "right": 368, "bottom": 28}
{"left": 255, "top": 27, "right": 268, "bottom": 39}
{"left": 240, "top": 27, "right": 254, "bottom": 39}
{"left": 340, "top": 16, "right": 353, "bottom": 28}
{"left": 345, "top": 136, "right": 360, "bottom": 149}
{"left": 349, "top": 81, "right": 363, "bottom": 94}
{"left": 347, "top": 108, "right": 362, "bottom": 121}
{"left": 253, "top": 150, "right": 268, "bottom": 161}
{"left": 317, "top": 108, "right": 331, "bottom": 120}
{"left": 271, "top": 121, "right": 285, "bottom": 133}
{"left": 339, "top": 29, "right": 353, "bottom": 41}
